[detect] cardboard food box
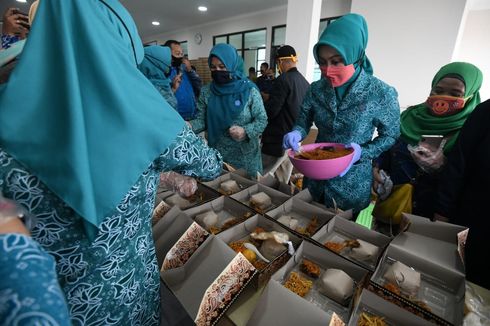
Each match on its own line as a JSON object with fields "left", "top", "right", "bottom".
{"left": 161, "top": 232, "right": 257, "bottom": 326}
{"left": 202, "top": 172, "right": 256, "bottom": 196}
{"left": 393, "top": 213, "right": 467, "bottom": 274}
{"left": 293, "top": 189, "right": 353, "bottom": 220}
{"left": 152, "top": 206, "right": 194, "bottom": 267}
{"left": 370, "top": 244, "right": 465, "bottom": 325}
{"left": 230, "top": 183, "right": 291, "bottom": 214}
{"left": 257, "top": 174, "right": 299, "bottom": 196}
{"left": 266, "top": 197, "right": 336, "bottom": 238}
{"left": 348, "top": 289, "right": 434, "bottom": 326}
{"left": 217, "top": 214, "right": 303, "bottom": 288}
{"left": 156, "top": 182, "right": 221, "bottom": 210}
{"left": 246, "top": 280, "right": 338, "bottom": 326}
{"left": 263, "top": 241, "right": 369, "bottom": 324}
{"left": 184, "top": 196, "right": 256, "bottom": 235}
{"left": 311, "top": 216, "right": 392, "bottom": 271}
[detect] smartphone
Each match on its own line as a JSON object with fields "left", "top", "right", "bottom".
{"left": 420, "top": 135, "right": 444, "bottom": 149}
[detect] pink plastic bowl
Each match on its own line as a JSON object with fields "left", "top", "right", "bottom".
{"left": 287, "top": 142, "right": 354, "bottom": 180}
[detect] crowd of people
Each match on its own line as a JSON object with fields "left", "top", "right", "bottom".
{"left": 0, "top": 1, "right": 488, "bottom": 325}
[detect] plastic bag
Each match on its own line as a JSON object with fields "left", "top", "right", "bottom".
{"left": 407, "top": 143, "right": 446, "bottom": 173}
{"left": 373, "top": 169, "right": 393, "bottom": 200}
{"left": 464, "top": 282, "right": 490, "bottom": 326}
{"left": 159, "top": 172, "right": 198, "bottom": 198}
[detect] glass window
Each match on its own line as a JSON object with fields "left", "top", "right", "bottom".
{"left": 244, "top": 50, "right": 257, "bottom": 74}
{"left": 244, "top": 29, "right": 266, "bottom": 49}
{"left": 229, "top": 34, "right": 242, "bottom": 50}
{"left": 272, "top": 26, "right": 286, "bottom": 47}
{"left": 214, "top": 36, "right": 227, "bottom": 44}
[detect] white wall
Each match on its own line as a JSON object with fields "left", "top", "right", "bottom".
{"left": 454, "top": 9, "right": 490, "bottom": 101}
{"left": 143, "top": 0, "right": 350, "bottom": 61}
{"left": 351, "top": 0, "right": 467, "bottom": 108}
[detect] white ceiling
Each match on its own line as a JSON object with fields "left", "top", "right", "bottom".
{"left": 0, "top": 0, "right": 288, "bottom": 38}
{"left": 2, "top": 0, "right": 489, "bottom": 36}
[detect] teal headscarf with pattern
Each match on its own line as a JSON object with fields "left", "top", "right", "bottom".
{"left": 313, "top": 13, "right": 373, "bottom": 99}
{"left": 0, "top": 0, "right": 184, "bottom": 238}
{"left": 207, "top": 43, "right": 256, "bottom": 146}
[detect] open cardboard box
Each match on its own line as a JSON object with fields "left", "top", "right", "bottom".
{"left": 370, "top": 244, "right": 465, "bottom": 325}
{"left": 266, "top": 197, "right": 336, "bottom": 238}
{"left": 311, "top": 216, "right": 392, "bottom": 271}
{"left": 293, "top": 188, "right": 353, "bottom": 220}
{"left": 230, "top": 183, "right": 291, "bottom": 214}
{"left": 246, "top": 280, "right": 337, "bottom": 326}
{"left": 156, "top": 182, "right": 221, "bottom": 210}
{"left": 261, "top": 241, "right": 369, "bottom": 324}
{"left": 257, "top": 174, "right": 299, "bottom": 196}
{"left": 161, "top": 234, "right": 257, "bottom": 326}
{"left": 152, "top": 206, "right": 195, "bottom": 267}
{"left": 393, "top": 213, "right": 467, "bottom": 275}
{"left": 202, "top": 172, "right": 256, "bottom": 196}
{"left": 348, "top": 289, "right": 434, "bottom": 326}
{"left": 217, "top": 214, "right": 303, "bottom": 288}
{"left": 184, "top": 196, "right": 256, "bottom": 235}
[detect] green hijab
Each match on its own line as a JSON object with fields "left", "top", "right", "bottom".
{"left": 0, "top": 0, "right": 184, "bottom": 239}
{"left": 400, "top": 62, "right": 483, "bottom": 152}
{"left": 207, "top": 43, "right": 256, "bottom": 146}
{"left": 313, "top": 13, "right": 373, "bottom": 100}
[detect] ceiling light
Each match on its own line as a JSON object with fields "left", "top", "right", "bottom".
{"left": 16, "top": 0, "right": 27, "bottom": 3}
{"left": 198, "top": 6, "right": 208, "bottom": 12}
{"left": 151, "top": 21, "right": 160, "bottom": 26}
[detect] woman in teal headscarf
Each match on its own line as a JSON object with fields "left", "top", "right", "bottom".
{"left": 377, "top": 62, "right": 482, "bottom": 218}
{"left": 283, "top": 13, "right": 400, "bottom": 213}
{"left": 190, "top": 43, "right": 268, "bottom": 178}
{"left": 0, "top": 0, "right": 222, "bottom": 325}
{"left": 139, "top": 45, "right": 178, "bottom": 109}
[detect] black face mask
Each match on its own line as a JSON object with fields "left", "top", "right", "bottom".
{"left": 172, "top": 56, "right": 183, "bottom": 67}
{"left": 211, "top": 70, "right": 232, "bottom": 84}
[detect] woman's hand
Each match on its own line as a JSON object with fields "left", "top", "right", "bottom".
{"left": 2, "top": 8, "right": 30, "bottom": 36}
{"left": 229, "top": 125, "right": 246, "bottom": 141}
{"left": 282, "top": 131, "right": 302, "bottom": 152}
{"left": 160, "top": 172, "right": 198, "bottom": 197}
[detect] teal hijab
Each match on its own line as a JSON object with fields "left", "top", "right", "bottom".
{"left": 313, "top": 13, "right": 373, "bottom": 100}
{"left": 207, "top": 43, "right": 256, "bottom": 146}
{"left": 0, "top": 0, "right": 184, "bottom": 239}
{"left": 139, "top": 45, "right": 172, "bottom": 89}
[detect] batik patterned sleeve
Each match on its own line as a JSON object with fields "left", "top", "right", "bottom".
{"left": 189, "top": 86, "right": 210, "bottom": 133}
{"left": 153, "top": 124, "right": 223, "bottom": 181}
{"left": 242, "top": 87, "right": 268, "bottom": 139}
{"left": 0, "top": 233, "right": 71, "bottom": 326}
{"left": 362, "top": 86, "right": 400, "bottom": 160}
{"left": 292, "top": 86, "right": 315, "bottom": 139}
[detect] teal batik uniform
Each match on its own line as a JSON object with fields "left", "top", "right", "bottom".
{"left": 0, "top": 0, "right": 222, "bottom": 325}
{"left": 293, "top": 14, "right": 400, "bottom": 212}
{"left": 0, "top": 126, "right": 222, "bottom": 325}
{"left": 0, "top": 234, "right": 71, "bottom": 326}
{"left": 191, "top": 44, "right": 268, "bottom": 178}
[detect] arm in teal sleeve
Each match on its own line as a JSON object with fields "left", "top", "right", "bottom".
{"left": 292, "top": 87, "right": 314, "bottom": 139}
{"left": 153, "top": 124, "right": 223, "bottom": 181}
{"left": 0, "top": 233, "right": 71, "bottom": 325}
{"left": 242, "top": 88, "right": 268, "bottom": 139}
{"left": 189, "top": 89, "right": 208, "bottom": 133}
{"left": 362, "top": 86, "right": 401, "bottom": 160}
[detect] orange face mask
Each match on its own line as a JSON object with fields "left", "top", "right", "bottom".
{"left": 426, "top": 95, "right": 470, "bottom": 116}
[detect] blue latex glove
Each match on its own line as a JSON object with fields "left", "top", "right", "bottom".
{"left": 339, "top": 143, "right": 362, "bottom": 177}
{"left": 282, "top": 130, "right": 302, "bottom": 152}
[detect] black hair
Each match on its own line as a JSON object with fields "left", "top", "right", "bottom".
{"left": 260, "top": 62, "right": 269, "bottom": 69}
{"left": 164, "top": 40, "right": 180, "bottom": 47}
{"left": 249, "top": 67, "right": 256, "bottom": 73}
